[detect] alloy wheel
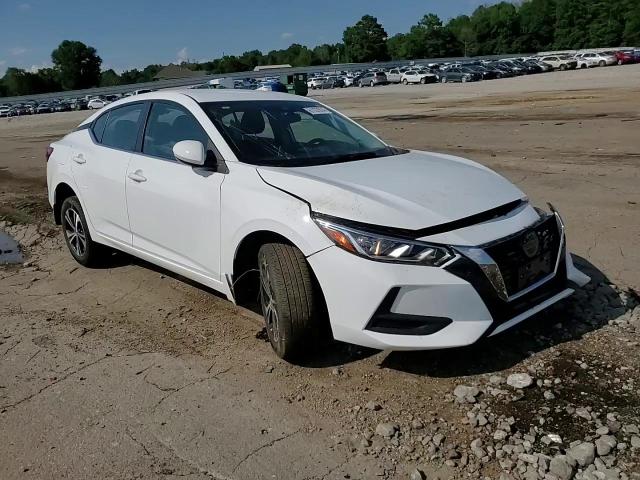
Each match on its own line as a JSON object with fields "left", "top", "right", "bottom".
{"left": 64, "top": 207, "right": 87, "bottom": 257}
{"left": 259, "top": 255, "right": 280, "bottom": 343}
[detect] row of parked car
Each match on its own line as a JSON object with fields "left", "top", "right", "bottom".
{"left": 306, "top": 49, "right": 640, "bottom": 89}
{"left": 0, "top": 88, "right": 156, "bottom": 117}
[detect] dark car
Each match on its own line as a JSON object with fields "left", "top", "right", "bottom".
{"left": 464, "top": 65, "right": 499, "bottom": 80}
{"left": 54, "top": 102, "right": 72, "bottom": 112}
{"left": 36, "top": 103, "right": 53, "bottom": 114}
{"left": 440, "top": 67, "right": 482, "bottom": 83}
{"left": 8, "top": 104, "right": 29, "bottom": 116}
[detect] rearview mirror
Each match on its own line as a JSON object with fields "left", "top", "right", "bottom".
{"left": 173, "top": 140, "right": 205, "bottom": 166}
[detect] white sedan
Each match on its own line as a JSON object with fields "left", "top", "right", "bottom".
{"left": 46, "top": 90, "right": 590, "bottom": 360}
{"left": 575, "top": 52, "right": 616, "bottom": 68}
{"left": 400, "top": 70, "right": 437, "bottom": 85}
{"left": 87, "top": 98, "right": 110, "bottom": 109}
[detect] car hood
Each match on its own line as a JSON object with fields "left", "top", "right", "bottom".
{"left": 258, "top": 151, "right": 525, "bottom": 231}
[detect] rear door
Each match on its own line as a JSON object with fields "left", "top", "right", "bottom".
{"left": 71, "top": 102, "right": 146, "bottom": 245}
{"left": 125, "top": 100, "right": 225, "bottom": 284}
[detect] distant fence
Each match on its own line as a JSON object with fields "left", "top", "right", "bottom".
{"left": 2, "top": 48, "right": 633, "bottom": 104}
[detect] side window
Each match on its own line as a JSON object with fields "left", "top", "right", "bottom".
{"left": 92, "top": 112, "right": 109, "bottom": 143}
{"left": 101, "top": 104, "right": 144, "bottom": 151}
{"left": 143, "top": 102, "right": 209, "bottom": 160}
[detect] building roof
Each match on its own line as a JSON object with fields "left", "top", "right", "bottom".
{"left": 153, "top": 64, "right": 204, "bottom": 80}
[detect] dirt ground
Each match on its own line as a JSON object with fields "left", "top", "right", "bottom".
{"left": 1, "top": 65, "right": 639, "bottom": 480}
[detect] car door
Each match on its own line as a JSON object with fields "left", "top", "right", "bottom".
{"left": 125, "top": 100, "right": 225, "bottom": 284}
{"left": 71, "top": 102, "right": 146, "bottom": 245}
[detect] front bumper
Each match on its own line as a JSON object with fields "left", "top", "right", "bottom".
{"left": 308, "top": 220, "right": 590, "bottom": 351}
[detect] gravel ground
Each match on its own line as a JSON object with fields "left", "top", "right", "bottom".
{"left": 1, "top": 65, "right": 639, "bottom": 480}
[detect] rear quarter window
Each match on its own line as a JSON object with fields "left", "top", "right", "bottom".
{"left": 91, "top": 113, "right": 109, "bottom": 143}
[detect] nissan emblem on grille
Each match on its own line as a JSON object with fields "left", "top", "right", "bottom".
{"left": 521, "top": 231, "right": 540, "bottom": 258}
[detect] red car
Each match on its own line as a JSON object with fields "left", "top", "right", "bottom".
{"left": 614, "top": 51, "right": 637, "bottom": 65}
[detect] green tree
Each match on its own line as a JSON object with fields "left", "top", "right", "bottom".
{"left": 554, "top": 0, "right": 592, "bottom": 49}
{"left": 622, "top": 0, "right": 640, "bottom": 45}
{"left": 51, "top": 40, "right": 102, "bottom": 90}
{"left": 448, "top": 15, "right": 477, "bottom": 56}
{"left": 471, "top": 3, "right": 521, "bottom": 55}
{"left": 518, "top": 0, "right": 557, "bottom": 52}
{"left": 343, "top": 15, "right": 389, "bottom": 62}
{"left": 100, "top": 69, "right": 121, "bottom": 87}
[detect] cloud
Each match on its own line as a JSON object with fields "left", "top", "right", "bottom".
{"left": 18, "top": 3, "right": 31, "bottom": 11}
{"left": 177, "top": 47, "right": 189, "bottom": 63}
{"left": 281, "top": 32, "right": 294, "bottom": 40}
{"left": 9, "top": 47, "right": 27, "bottom": 56}
{"left": 29, "top": 62, "right": 51, "bottom": 73}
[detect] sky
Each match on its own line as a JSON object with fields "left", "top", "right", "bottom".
{"left": 0, "top": 0, "right": 500, "bottom": 76}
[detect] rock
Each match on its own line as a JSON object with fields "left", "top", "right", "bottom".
{"left": 575, "top": 407, "right": 591, "bottom": 420}
{"left": 544, "top": 390, "right": 556, "bottom": 400}
{"left": 595, "top": 426, "right": 610, "bottom": 436}
{"left": 432, "top": 433, "right": 445, "bottom": 446}
{"left": 264, "top": 365, "right": 274, "bottom": 373}
{"left": 489, "top": 375, "right": 505, "bottom": 385}
{"left": 630, "top": 435, "right": 640, "bottom": 449}
{"left": 550, "top": 455, "right": 575, "bottom": 480}
{"left": 595, "top": 435, "right": 617, "bottom": 456}
{"left": 375, "top": 423, "right": 398, "bottom": 438}
{"left": 454, "top": 385, "right": 480, "bottom": 403}
{"left": 494, "top": 430, "right": 509, "bottom": 441}
{"left": 365, "top": 401, "right": 382, "bottom": 411}
{"left": 542, "top": 433, "right": 563, "bottom": 445}
{"left": 506, "top": 373, "right": 533, "bottom": 389}
{"left": 567, "top": 442, "right": 596, "bottom": 467}
{"left": 623, "top": 424, "right": 639, "bottom": 434}
{"left": 409, "top": 469, "right": 425, "bottom": 480}
{"left": 411, "top": 419, "right": 424, "bottom": 430}
{"left": 477, "top": 413, "right": 488, "bottom": 426}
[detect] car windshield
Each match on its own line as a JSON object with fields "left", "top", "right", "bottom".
{"left": 200, "top": 100, "right": 399, "bottom": 167}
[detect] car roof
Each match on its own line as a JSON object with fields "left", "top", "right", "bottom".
{"left": 79, "top": 89, "right": 316, "bottom": 126}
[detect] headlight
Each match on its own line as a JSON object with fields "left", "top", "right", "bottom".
{"left": 312, "top": 215, "right": 455, "bottom": 266}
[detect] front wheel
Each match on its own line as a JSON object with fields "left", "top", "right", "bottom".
{"left": 258, "top": 243, "right": 324, "bottom": 360}
{"left": 402, "top": 79, "right": 408, "bottom": 85}
{"left": 560, "top": 64, "right": 566, "bottom": 71}
{"left": 61, "top": 196, "right": 105, "bottom": 267}
{"left": 599, "top": 60, "right": 606, "bottom": 67}
{"left": 370, "top": 81, "right": 375, "bottom": 87}
{"left": 441, "top": 77, "right": 447, "bottom": 83}
{"left": 618, "top": 59, "right": 623, "bottom": 65}
{"left": 420, "top": 78, "right": 426, "bottom": 84}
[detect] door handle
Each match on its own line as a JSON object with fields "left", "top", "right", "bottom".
{"left": 128, "top": 170, "right": 147, "bottom": 183}
{"left": 72, "top": 154, "right": 86, "bottom": 164}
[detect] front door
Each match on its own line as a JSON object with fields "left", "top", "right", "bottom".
{"left": 125, "top": 101, "right": 225, "bottom": 285}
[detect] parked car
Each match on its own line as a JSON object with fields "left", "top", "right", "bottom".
{"left": 538, "top": 55, "right": 577, "bottom": 71}
{"left": 36, "top": 103, "right": 53, "bottom": 114}
{"left": 256, "top": 81, "right": 288, "bottom": 93}
{"left": 326, "top": 76, "right": 345, "bottom": 88}
{"left": 440, "top": 67, "right": 482, "bottom": 83}
{"left": 87, "top": 98, "right": 110, "bottom": 109}
{"left": 342, "top": 76, "right": 355, "bottom": 87}
{"left": 400, "top": 70, "right": 437, "bottom": 85}
{"left": 357, "top": 72, "right": 388, "bottom": 87}
{"left": 613, "top": 51, "right": 636, "bottom": 65}
{"left": 575, "top": 52, "right": 616, "bottom": 68}
{"left": 0, "top": 105, "right": 11, "bottom": 117}
{"left": 70, "top": 99, "right": 88, "bottom": 111}
{"left": 385, "top": 68, "right": 403, "bottom": 84}
{"left": 307, "top": 77, "right": 332, "bottom": 90}
{"left": 463, "top": 65, "right": 500, "bottom": 80}
{"left": 9, "top": 104, "right": 30, "bottom": 116}
{"left": 54, "top": 102, "right": 72, "bottom": 112}
{"left": 46, "top": 89, "right": 590, "bottom": 360}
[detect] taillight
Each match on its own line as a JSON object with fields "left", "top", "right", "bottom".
{"left": 45, "top": 146, "right": 54, "bottom": 162}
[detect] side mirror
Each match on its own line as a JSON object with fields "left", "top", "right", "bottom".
{"left": 173, "top": 140, "right": 205, "bottom": 166}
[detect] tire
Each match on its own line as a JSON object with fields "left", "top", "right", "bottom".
{"left": 599, "top": 60, "right": 606, "bottom": 67}
{"left": 618, "top": 59, "right": 623, "bottom": 65}
{"left": 462, "top": 77, "right": 468, "bottom": 83}
{"left": 420, "top": 77, "right": 426, "bottom": 84}
{"left": 402, "top": 79, "right": 408, "bottom": 85}
{"left": 370, "top": 81, "right": 375, "bottom": 87}
{"left": 258, "top": 243, "right": 322, "bottom": 360}
{"left": 61, "top": 196, "right": 105, "bottom": 267}
{"left": 441, "top": 77, "right": 447, "bottom": 83}
{"left": 559, "top": 64, "right": 566, "bottom": 71}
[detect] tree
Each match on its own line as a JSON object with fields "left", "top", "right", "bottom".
{"left": 554, "top": 0, "right": 592, "bottom": 49}
{"left": 343, "top": 15, "right": 389, "bottom": 62}
{"left": 448, "top": 15, "right": 477, "bottom": 56}
{"left": 518, "top": 0, "right": 557, "bottom": 52}
{"left": 51, "top": 40, "right": 102, "bottom": 90}
{"left": 100, "top": 69, "right": 121, "bottom": 87}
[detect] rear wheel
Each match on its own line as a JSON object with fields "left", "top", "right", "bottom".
{"left": 420, "top": 77, "right": 426, "bottom": 84}
{"left": 402, "top": 79, "right": 408, "bottom": 85}
{"left": 61, "top": 196, "right": 105, "bottom": 267}
{"left": 258, "top": 243, "right": 323, "bottom": 360}
{"left": 599, "top": 60, "right": 606, "bottom": 67}
{"left": 441, "top": 77, "right": 447, "bottom": 83}
{"left": 370, "top": 81, "right": 375, "bottom": 87}
{"left": 559, "top": 64, "right": 566, "bottom": 71}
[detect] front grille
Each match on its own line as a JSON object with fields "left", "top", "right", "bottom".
{"left": 484, "top": 215, "right": 561, "bottom": 297}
